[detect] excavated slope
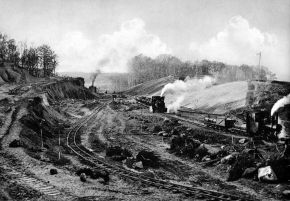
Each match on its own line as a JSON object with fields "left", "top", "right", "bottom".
{"left": 163, "top": 81, "right": 248, "bottom": 114}
{"left": 124, "top": 76, "right": 175, "bottom": 96}
{"left": 0, "top": 63, "right": 37, "bottom": 84}
{"left": 40, "top": 78, "right": 95, "bottom": 101}
{"left": 125, "top": 76, "right": 248, "bottom": 114}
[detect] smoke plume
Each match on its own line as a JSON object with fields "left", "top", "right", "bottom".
{"left": 271, "top": 93, "right": 290, "bottom": 116}
{"left": 90, "top": 69, "right": 101, "bottom": 86}
{"left": 161, "top": 76, "right": 215, "bottom": 113}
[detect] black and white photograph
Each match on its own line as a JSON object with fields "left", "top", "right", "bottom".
{"left": 0, "top": 0, "right": 290, "bottom": 200}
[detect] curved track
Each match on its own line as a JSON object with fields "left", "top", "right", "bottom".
{"left": 66, "top": 101, "right": 256, "bottom": 201}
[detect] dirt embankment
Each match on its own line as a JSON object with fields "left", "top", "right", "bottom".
{"left": 124, "top": 76, "right": 175, "bottom": 96}
{"left": 1, "top": 76, "right": 97, "bottom": 166}
{"left": 0, "top": 62, "right": 38, "bottom": 84}
{"left": 18, "top": 77, "right": 97, "bottom": 164}
{"left": 40, "top": 77, "right": 96, "bottom": 101}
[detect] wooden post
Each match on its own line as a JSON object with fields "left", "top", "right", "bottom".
{"left": 40, "top": 119, "right": 45, "bottom": 150}
{"left": 141, "top": 109, "right": 143, "bottom": 132}
{"left": 58, "top": 128, "right": 61, "bottom": 160}
{"left": 58, "top": 123, "right": 63, "bottom": 160}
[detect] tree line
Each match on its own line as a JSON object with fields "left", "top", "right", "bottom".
{"left": 127, "top": 54, "right": 276, "bottom": 86}
{"left": 0, "top": 33, "right": 57, "bottom": 77}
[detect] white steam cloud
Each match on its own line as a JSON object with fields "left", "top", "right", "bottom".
{"left": 56, "top": 18, "right": 171, "bottom": 73}
{"left": 161, "top": 76, "right": 214, "bottom": 96}
{"left": 167, "top": 96, "right": 185, "bottom": 113}
{"left": 161, "top": 76, "right": 215, "bottom": 113}
{"left": 271, "top": 93, "right": 290, "bottom": 116}
{"left": 190, "top": 16, "right": 290, "bottom": 81}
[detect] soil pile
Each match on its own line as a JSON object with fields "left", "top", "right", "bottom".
{"left": 19, "top": 96, "right": 67, "bottom": 150}
{"left": 41, "top": 78, "right": 96, "bottom": 101}
{"left": 0, "top": 63, "right": 37, "bottom": 84}
{"left": 106, "top": 146, "right": 132, "bottom": 161}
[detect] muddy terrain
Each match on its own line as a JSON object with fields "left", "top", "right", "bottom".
{"left": 0, "top": 75, "right": 290, "bottom": 201}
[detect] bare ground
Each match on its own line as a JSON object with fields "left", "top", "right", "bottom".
{"left": 0, "top": 81, "right": 287, "bottom": 201}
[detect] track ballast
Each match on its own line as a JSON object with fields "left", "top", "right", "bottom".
{"left": 66, "top": 102, "right": 256, "bottom": 201}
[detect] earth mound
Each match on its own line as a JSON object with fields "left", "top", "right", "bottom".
{"left": 0, "top": 62, "right": 38, "bottom": 84}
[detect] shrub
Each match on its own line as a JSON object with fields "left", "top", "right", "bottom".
{"left": 136, "top": 150, "right": 160, "bottom": 168}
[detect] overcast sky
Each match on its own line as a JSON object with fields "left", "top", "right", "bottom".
{"left": 0, "top": 0, "right": 289, "bottom": 81}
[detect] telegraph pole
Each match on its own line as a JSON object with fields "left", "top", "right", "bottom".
{"left": 58, "top": 123, "right": 63, "bottom": 160}
{"left": 40, "top": 119, "right": 45, "bottom": 150}
{"left": 257, "top": 52, "right": 262, "bottom": 79}
{"left": 58, "top": 127, "right": 61, "bottom": 160}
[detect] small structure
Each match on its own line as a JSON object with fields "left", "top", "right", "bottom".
{"left": 89, "top": 85, "right": 97, "bottom": 93}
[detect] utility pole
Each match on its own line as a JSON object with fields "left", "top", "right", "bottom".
{"left": 58, "top": 127, "right": 61, "bottom": 160}
{"left": 58, "top": 123, "right": 63, "bottom": 160}
{"left": 140, "top": 109, "right": 143, "bottom": 132}
{"left": 257, "top": 52, "right": 262, "bottom": 79}
{"left": 40, "top": 119, "right": 45, "bottom": 150}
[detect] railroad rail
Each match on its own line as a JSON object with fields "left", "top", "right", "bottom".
{"left": 135, "top": 98, "right": 248, "bottom": 138}
{"left": 66, "top": 101, "right": 255, "bottom": 201}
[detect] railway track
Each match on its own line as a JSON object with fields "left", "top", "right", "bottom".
{"left": 136, "top": 99, "right": 249, "bottom": 139}
{"left": 163, "top": 113, "right": 250, "bottom": 140}
{"left": 66, "top": 101, "right": 256, "bottom": 201}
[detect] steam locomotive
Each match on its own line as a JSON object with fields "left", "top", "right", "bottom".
{"left": 151, "top": 96, "right": 167, "bottom": 113}
{"left": 135, "top": 96, "right": 167, "bottom": 113}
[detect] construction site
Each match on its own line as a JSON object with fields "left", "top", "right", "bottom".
{"left": 1, "top": 0, "right": 290, "bottom": 200}
{"left": 0, "top": 60, "right": 290, "bottom": 201}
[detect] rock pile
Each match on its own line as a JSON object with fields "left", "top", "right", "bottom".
{"left": 76, "top": 168, "right": 109, "bottom": 183}
{"left": 106, "top": 146, "right": 132, "bottom": 161}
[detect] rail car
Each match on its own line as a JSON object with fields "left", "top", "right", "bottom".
{"left": 204, "top": 115, "right": 236, "bottom": 131}
{"left": 229, "top": 124, "right": 247, "bottom": 135}
{"left": 203, "top": 114, "right": 248, "bottom": 135}
{"left": 135, "top": 96, "right": 151, "bottom": 105}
